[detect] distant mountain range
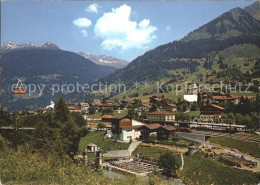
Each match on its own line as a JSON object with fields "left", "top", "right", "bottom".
{"left": 1, "top": 41, "right": 128, "bottom": 69}
{"left": 78, "top": 53, "right": 129, "bottom": 69}
{"left": 1, "top": 42, "right": 60, "bottom": 50}
{"left": 0, "top": 47, "right": 117, "bottom": 111}
{"left": 102, "top": 2, "right": 260, "bottom": 86}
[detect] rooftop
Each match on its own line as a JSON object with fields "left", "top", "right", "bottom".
{"left": 148, "top": 111, "right": 174, "bottom": 115}
{"left": 141, "top": 123, "right": 162, "bottom": 130}
{"left": 87, "top": 143, "right": 97, "bottom": 147}
{"left": 210, "top": 104, "right": 225, "bottom": 110}
{"left": 161, "top": 125, "right": 176, "bottom": 131}
{"left": 120, "top": 125, "right": 143, "bottom": 129}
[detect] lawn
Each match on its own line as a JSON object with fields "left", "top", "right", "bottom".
{"left": 208, "top": 136, "right": 260, "bottom": 158}
{"left": 180, "top": 152, "right": 260, "bottom": 185}
{"left": 115, "top": 109, "right": 128, "bottom": 116}
{"left": 184, "top": 111, "right": 200, "bottom": 118}
{"left": 88, "top": 112, "right": 102, "bottom": 119}
{"left": 132, "top": 145, "right": 181, "bottom": 166}
{"left": 88, "top": 109, "right": 128, "bottom": 120}
{"left": 78, "top": 131, "right": 130, "bottom": 153}
{"left": 159, "top": 137, "right": 199, "bottom": 147}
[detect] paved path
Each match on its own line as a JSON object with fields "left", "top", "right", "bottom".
{"left": 180, "top": 153, "right": 184, "bottom": 170}
{"left": 103, "top": 141, "right": 141, "bottom": 158}
{"left": 128, "top": 141, "right": 141, "bottom": 153}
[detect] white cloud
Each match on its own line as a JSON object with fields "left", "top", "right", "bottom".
{"left": 85, "top": 3, "right": 99, "bottom": 13}
{"left": 94, "top": 4, "right": 156, "bottom": 50}
{"left": 73, "top": 18, "right": 92, "bottom": 28}
{"left": 166, "top": 25, "right": 171, "bottom": 31}
{"left": 81, "top": 29, "right": 88, "bottom": 37}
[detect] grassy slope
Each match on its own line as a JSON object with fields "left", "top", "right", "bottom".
{"left": 78, "top": 131, "right": 129, "bottom": 153}
{"left": 110, "top": 44, "right": 260, "bottom": 102}
{"left": 0, "top": 148, "right": 155, "bottom": 185}
{"left": 216, "top": 44, "right": 260, "bottom": 58}
{"left": 88, "top": 109, "right": 128, "bottom": 119}
{"left": 180, "top": 152, "right": 260, "bottom": 185}
{"left": 208, "top": 136, "right": 260, "bottom": 158}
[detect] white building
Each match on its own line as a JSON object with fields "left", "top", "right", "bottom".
{"left": 46, "top": 100, "right": 55, "bottom": 111}
{"left": 147, "top": 111, "right": 175, "bottom": 123}
{"left": 184, "top": 94, "right": 198, "bottom": 102}
{"left": 119, "top": 119, "right": 145, "bottom": 141}
{"left": 106, "top": 116, "right": 146, "bottom": 142}
{"left": 80, "top": 103, "right": 89, "bottom": 113}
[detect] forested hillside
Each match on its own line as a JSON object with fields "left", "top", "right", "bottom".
{"left": 103, "top": 7, "right": 260, "bottom": 87}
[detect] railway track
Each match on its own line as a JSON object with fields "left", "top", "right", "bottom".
{"left": 191, "top": 129, "right": 260, "bottom": 143}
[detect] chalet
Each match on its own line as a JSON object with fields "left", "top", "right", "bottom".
{"left": 201, "top": 104, "right": 225, "bottom": 115}
{"left": 119, "top": 125, "right": 143, "bottom": 141}
{"left": 213, "top": 86, "right": 222, "bottom": 92}
{"left": 139, "top": 123, "right": 162, "bottom": 138}
{"left": 177, "top": 100, "right": 191, "bottom": 111}
{"left": 102, "top": 114, "right": 115, "bottom": 122}
{"left": 149, "top": 96, "right": 163, "bottom": 104}
{"left": 121, "top": 99, "right": 133, "bottom": 108}
{"left": 80, "top": 103, "right": 89, "bottom": 113}
{"left": 226, "top": 80, "right": 240, "bottom": 84}
{"left": 90, "top": 99, "right": 101, "bottom": 106}
{"left": 67, "top": 105, "right": 82, "bottom": 113}
{"left": 149, "top": 96, "right": 174, "bottom": 105}
{"left": 97, "top": 103, "right": 116, "bottom": 110}
{"left": 242, "top": 96, "right": 257, "bottom": 101}
{"left": 201, "top": 92, "right": 211, "bottom": 99}
{"left": 147, "top": 111, "right": 175, "bottom": 123}
{"left": 27, "top": 110, "right": 36, "bottom": 115}
{"left": 157, "top": 125, "right": 177, "bottom": 140}
{"left": 87, "top": 120, "right": 111, "bottom": 131}
{"left": 102, "top": 99, "right": 114, "bottom": 105}
{"left": 162, "top": 104, "right": 177, "bottom": 112}
{"left": 106, "top": 115, "right": 145, "bottom": 142}
{"left": 213, "top": 96, "right": 240, "bottom": 104}
{"left": 163, "top": 98, "right": 176, "bottom": 105}
{"left": 202, "top": 99, "right": 213, "bottom": 105}
{"left": 134, "top": 103, "right": 151, "bottom": 115}
{"left": 69, "top": 109, "right": 82, "bottom": 113}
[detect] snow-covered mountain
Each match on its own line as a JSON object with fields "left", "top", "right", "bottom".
{"left": 78, "top": 53, "right": 129, "bottom": 69}
{"left": 1, "top": 42, "right": 128, "bottom": 68}
{"left": 1, "top": 42, "right": 59, "bottom": 50}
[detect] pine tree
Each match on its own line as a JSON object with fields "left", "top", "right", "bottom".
{"left": 54, "top": 96, "right": 69, "bottom": 122}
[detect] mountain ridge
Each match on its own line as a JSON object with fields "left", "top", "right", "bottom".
{"left": 0, "top": 48, "right": 118, "bottom": 111}
{"left": 244, "top": 1, "right": 260, "bottom": 21}
{"left": 78, "top": 52, "right": 129, "bottom": 69}
{"left": 182, "top": 7, "right": 260, "bottom": 42}
{"left": 101, "top": 3, "right": 260, "bottom": 87}
{"left": 1, "top": 41, "right": 60, "bottom": 50}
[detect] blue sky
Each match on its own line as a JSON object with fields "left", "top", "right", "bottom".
{"left": 1, "top": 1, "right": 253, "bottom": 61}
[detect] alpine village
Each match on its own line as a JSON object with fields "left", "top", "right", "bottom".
{"left": 1, "top": 1, "right": 260, "bottom": 185}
